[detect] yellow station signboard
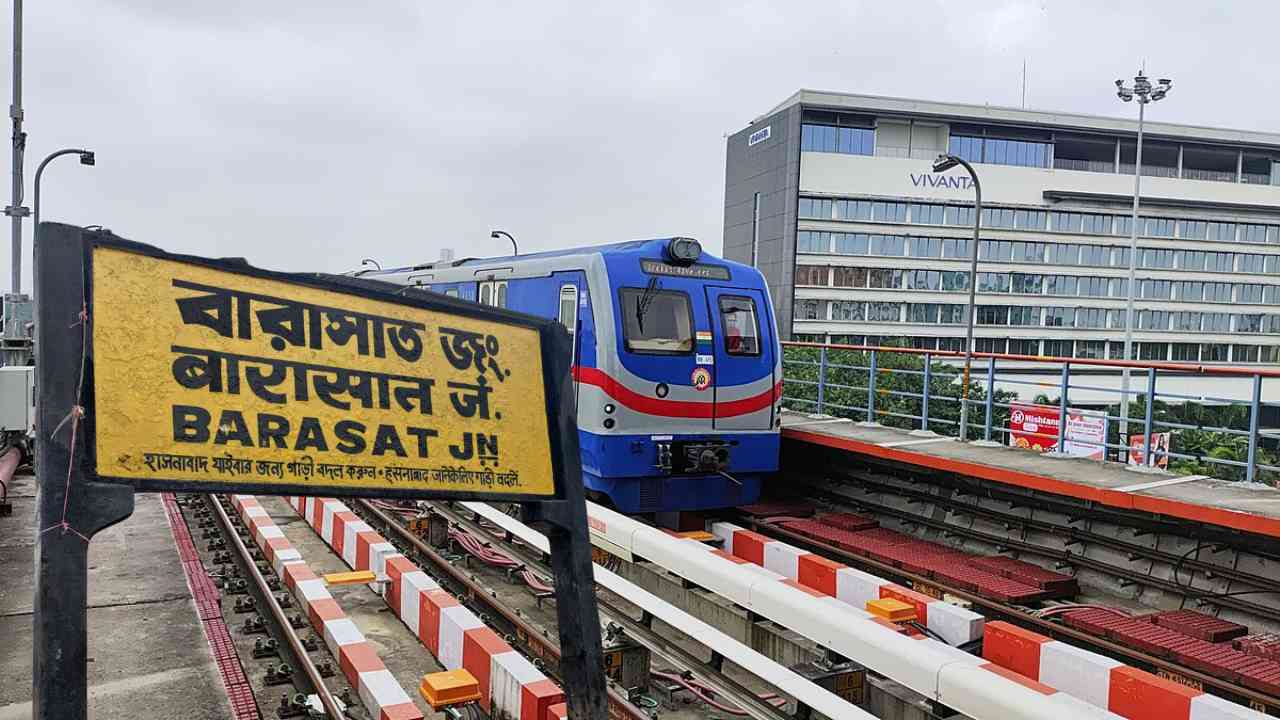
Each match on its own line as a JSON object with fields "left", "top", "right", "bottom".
{"left": 90, "top": 243, "right": 561, "bottom": 499}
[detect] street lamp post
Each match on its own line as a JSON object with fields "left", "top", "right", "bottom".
{"left": 1115, "top": 73, "right": 1171, "bottom": 456}
{"left": 33, "top": 149, "right": 95, "bottom": 248}
{"left": 932, "top": 154, "right": 982, "bottom": 441}
{"left": 490, "top": 230, "right": 518, "bottom": 256}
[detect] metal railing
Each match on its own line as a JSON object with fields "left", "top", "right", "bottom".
{"left": 780, "top": 341, "right": 1280, "bottom": 485}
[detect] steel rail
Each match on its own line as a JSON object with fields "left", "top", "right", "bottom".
{"left": 208, "top": 495, "right": 345, "bottom": 719}
{"left": 433, "top": 501, "right": 794, "bottom": 720}
{"left": 740, "top": 509, "right": 1279, "bottom": 709}
{"left": 354, "top": 500, "right": 652, "bottom": 720}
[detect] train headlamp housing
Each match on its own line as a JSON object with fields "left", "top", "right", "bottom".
{"left": 665, "top": 237, "right": 701, "bottom": 266}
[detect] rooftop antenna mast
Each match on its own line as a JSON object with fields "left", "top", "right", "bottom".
{"left": 1021, "top": 58, "right": 1027, "bottom": 108}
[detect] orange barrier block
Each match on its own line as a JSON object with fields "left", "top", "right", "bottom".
{"left": 982, "top": 621, "right": 1053, "bottom": 681}
{"left": 797, "top": 553, "right": 843, "bottom": 596}
{"left": 1107, "top": 666, "right": 1200, "bottom": 720}
{"left": 867, "top": 598, "right": 916, "bottom": 622}
{"left": 324, "top": 570, "right": 376, "bottom": 586}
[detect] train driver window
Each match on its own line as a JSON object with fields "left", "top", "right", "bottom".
{"left": 719, "top": 295, "right": 761, "bottom": 356}
{"left": 558, "top": 285, "right": 578, "bottom": 335}
{"left": 620, "top": 287, "right": 694, "bottom": 354}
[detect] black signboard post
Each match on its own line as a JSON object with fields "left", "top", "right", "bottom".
{"left": 32, "top": 222, "right": 607, "bottom": 719}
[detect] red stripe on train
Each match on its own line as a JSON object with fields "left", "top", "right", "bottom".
{"left": 572, "top": 366, "right": 782, "bottom": 419}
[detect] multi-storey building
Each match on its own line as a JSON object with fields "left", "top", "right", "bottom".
{"left": 723, "top": 90, "right": 1280, "bottom": 366}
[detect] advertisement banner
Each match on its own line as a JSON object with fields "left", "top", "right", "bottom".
{"left": 1009, "top": 403, "right": 1106, "bottom": 460}
{"left": 1127, "top": 432, "right": 1171, "bottom": 469}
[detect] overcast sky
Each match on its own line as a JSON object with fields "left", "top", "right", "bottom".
{"left": 4, "top": 0, "right": 1278, "bottom": 289}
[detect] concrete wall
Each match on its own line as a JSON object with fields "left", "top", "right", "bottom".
{"left": 724, "top": 105, "right": 802, "bottom": 338}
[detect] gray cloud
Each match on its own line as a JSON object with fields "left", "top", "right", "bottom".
{"left": 5, "top": 0, "right": 1278, "bottom": 289}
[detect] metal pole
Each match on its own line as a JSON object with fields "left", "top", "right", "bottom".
{"left": 1121, "top": 100, "right": 1145, "bottom": 438}
{"left": 983, "top": 359, "right": 996, "bottom": 442}
{"left": 816, "top": 346, "right": 827, "bottom": 414}
{"left": 957, "top": 158, "right": 982, "bottom": 441}
{"left": 920, "top": 352, "right": 932, "bottom": 432}
{"left": 1247, "top": 374, "right": 1262, "bottom": 483}
{"left": 1142, "top": 368, "right": 1157, "bottom": 467}
{"left": 865, "top": 349, "right": 877, "bottom": 423}
{"left": 7, "top": 0, "right": 25, "bottom": 294}
{"left": 1055, "top": 364, "right": 1070, "bottom": 454}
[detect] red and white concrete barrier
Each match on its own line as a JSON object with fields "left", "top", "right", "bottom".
{"left": 711, "top": 521, "right": 984, "bottom": 646}
{"left": 287, "top": 497, "right": 565, "bottom": 720}
{"left": 228, "top": 495, "right": 421, "bottom": 720}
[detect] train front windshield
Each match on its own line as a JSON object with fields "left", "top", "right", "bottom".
{"left": 620, "top": 287, "right": 694, "bottom": 353}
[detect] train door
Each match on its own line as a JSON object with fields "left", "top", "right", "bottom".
{"left": 703, "top": 286, "right": 774, "bottom": 430}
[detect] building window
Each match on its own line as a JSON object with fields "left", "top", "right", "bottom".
{"left": 869, "top": 234, "right": 906, "bottom": 256}
{"left": 1043, "top": 339, "right": 1074, "bottom": 358}
{"left": 1139, "top": 248, "right": 1176, "bottom": 269}
{"left": 798, "top": 197, "right": 834, "bottom": 220}
{"left": 907, "top": 303, "right": 939, "bottom": 323}
{"left": 830, "top": 300, "right": 865, "bottom": 321}
{"left": 1205, "top": 282, "right": 1234, "bottom": 302}
{"left": 1235, "top": 314, "right": 1264, "bottom": 333}
{"left": 1050, "top": 212, "right": 1082, "bottom": 233}
{"left": 794, "top": 265, "right": 828, "bottom": 286}
{"left": 1045, "top": 243, "right": 1079, "bottom": 265}
{"left": 977, "top": 272, "right": 1011, "bottom": 293}
{"left": 1009, "top": 339, "right": 1040, "bottom": 355}
{"left": 797, "top": 231, "right": 829, "bottom": 253}
{"left": 801, "top": 124, "right": 874, "bottom": 155}
{"left": 1138, "top": 310, "right": 1170, "bottom": 330}
{"left": 976, "top": 306, "right": 1010, "bottom": 325}
{"left": 834, "top": 232, "right": 869, "bottom": 255}
{"left": 945, "top": 205, "right": 975, "bottom": 227}
{"left": 1014, "top": 241, "right": 1046, "bottom": 263}
{"left": 867, "top": 269, "right": 902, "bottom": 289}
{"left": 1201, "top": 344, "right": 1229, "bottom": 362}
{"left": 872, "top": 201, "right": 908, "bottom": 223}
{"left": 835, "top": 199, "right": 873, "bottom": 221}
{"left": 1076, "top": 308, "right": 1107, "bottom": 328}
{"left": 1206, "top": 252, "right": 1234, "bottom": 272}
{"left": 865, "top": 302, "right": 901, "bottom": 322}
{"left": 1078, "top": 277, "right": 1109, "bottom": 297}
{"left": 941, "top": 271, "right": 970, "bottom": 291}
{"left": 1238, "top": 254, "right": 1266, "bottom": 274}
{"left": 794, "top": 300, "right": 823, "bottom": 320}
{"left": 1076, "top": 340, "right": 1106, "bottom": 359}
{"left": 975, "top": 338, "right": 1007, "bottom": 353}
{"left": 1180, "top": 220, "right": 1208, "bottom": 240}
{"left": 910, "top": 203, "right": 947, "bottom": 225}
{"left": 1081, "top": 214, "right": 1113, "bottom": 235}
{"left": 831, "top": 266, "right": 866, "bottom": 288}
{"left": 1171, "top": 312, "right": 1203, "bottom": 332}
{"left": 907, "top": 236, "right": 943, "bottom": 258}
{"left": 1237, "top": 284, "right": 1264, "bottom": 303}
{"left": 1233, "top": 345, "right": 1261, "bottom": 363}
{"left": 1138, "top": 342, "right": 1168, "bottom": 361}
{"left": 981, "top": 208, "right": 1016, "bottom": 229}
{"left": 942, "top": 238, "right": 970, "bottom": 258}
{"left": 1139, "top": 279, "right": 1171, "bottom": 300}
{"left": 1044, "top": 307, "right": 1074, "bottom": 327}
{"left": 1140, "top": 217, "right": 1176, "bottom": 238}
{"left": 1171, "top": 343, "right": 1199, "bottom": 362}
{"left": 1207, "top": 221, "right": 1238, "bottom": 243}
{"left": 1045, "top": 275, "right": 1078, "bottom": 296}
{"left": 1204, "top": 313, "right": 1232, "bottom": 332}
{"left": 1180, "top": 251, "right": 1206, "bottom": 271}
{"left": 905, "top": 270, "right": 942, "bottom": 291}
{"left": 1009, "top": 306, "right": 1042, "bottom": 326}
{"left": 949, "top": 135, "right": 1050, "bottom": 168}
{"left": 1241, "top": 224, "right": 1270, "bottom": 244}
{"left": 938, "top": 305, "right": 966, "bottom": 324}
{"left": 1011, "top": 273, "right": 1044, "bottom": 295}
{"left": 1014, "top": 210, "right": 1047, "bottom": 230}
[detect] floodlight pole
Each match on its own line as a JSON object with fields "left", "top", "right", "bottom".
{"left": 933, "top": 154, "right": 982, "bottom": 441}
{"left": 1115, "top": 72, "right": 1170, "bottom": 452}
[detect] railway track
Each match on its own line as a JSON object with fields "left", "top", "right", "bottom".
{"left": 188, "top": 493, "right": 351, "bottom": 718}
{"left": 741, "top": 476, "right": 1280, "bottom": 713}
{"left": 356, "top": 499, "right": 801, "bottom": 720}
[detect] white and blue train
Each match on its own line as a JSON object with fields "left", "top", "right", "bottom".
{"left": 361, "top": 237, "right": 782, "bottom": 513}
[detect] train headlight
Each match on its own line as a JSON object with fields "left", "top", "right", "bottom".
{"left": 604, "top": 403, "right": 615, "bottom": 414}
{"left": 665, "top": 237, "right": 701, "bottom": 265}
{"left": 603, "top": 418, "right": 616, "bottom": 429}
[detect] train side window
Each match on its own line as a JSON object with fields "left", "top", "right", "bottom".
{"left": 444, "top": 288, "right": 459, "bottom": 298}
{"left": 478, "top": 280, "right": 507, "bottom": 308}
{"left": 718, "top": 295, "right": 761, "bottom": 356}
{"left": 558, "top": 285, "right": 578, "bottom": 335}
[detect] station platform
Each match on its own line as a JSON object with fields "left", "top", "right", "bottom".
{"left": 780, "top": 410, "right": 1280, "bottom": 541}
{"left": 0, "top": 470, "right": 230, "bottom": 720}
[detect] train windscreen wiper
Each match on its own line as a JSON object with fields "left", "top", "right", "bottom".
{"left": 635, "top": 276, "right": 660, "bottom": 333}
